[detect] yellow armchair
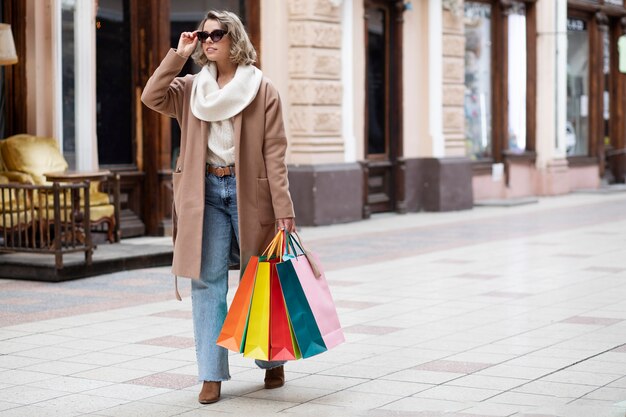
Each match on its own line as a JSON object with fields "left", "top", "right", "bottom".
{"left": 0, "top": 135, "right": 119, "bottom": 242}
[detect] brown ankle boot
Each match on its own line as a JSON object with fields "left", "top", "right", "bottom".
{"left": 264, "top": 365, "right": 285, "bottom": 389}
{"left": 198, "top": 381, "right": 221, "bottom": 404}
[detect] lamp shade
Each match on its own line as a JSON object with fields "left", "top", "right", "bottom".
{"left": 0, "top": 23, "right": 18, "bottom": 65}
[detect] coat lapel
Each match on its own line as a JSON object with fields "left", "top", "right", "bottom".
{"left": 232, "top": 112, "right": 242, "bottom": 176}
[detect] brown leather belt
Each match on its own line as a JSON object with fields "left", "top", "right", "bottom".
{"left": 207, "top": 165, "right": 235, "bottom": 177}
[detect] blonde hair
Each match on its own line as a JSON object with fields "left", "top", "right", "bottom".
{"left": 192, "top": 10, "right": 257, "bottom": 66}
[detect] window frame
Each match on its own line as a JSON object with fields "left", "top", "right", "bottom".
{"left": 465, "top": 0, "right": 537, "bottom": 174}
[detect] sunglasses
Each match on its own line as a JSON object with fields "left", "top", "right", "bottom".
{"left": 196, "top": 30, "right": 228, "bottom": 43}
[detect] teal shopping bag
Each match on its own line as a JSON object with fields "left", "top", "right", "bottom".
{"left": 275, "top": 260, "right": 327, "bottom": 358}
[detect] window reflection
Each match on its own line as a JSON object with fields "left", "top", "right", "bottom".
{"left": 61, "top": 0, "right": 76, "bottom": 168}
{"left": 566, "top": 18, "right": 589, "bottom": 156}
{"left": 464, "top": 2, "right": 492, "bottom": 160}
{"left": 507, "top": 3, "right": 526, "bottom": 153}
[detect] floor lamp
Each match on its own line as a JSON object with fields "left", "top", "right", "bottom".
{"left": 0, "top": 23, "right": 18, "bottom": 138}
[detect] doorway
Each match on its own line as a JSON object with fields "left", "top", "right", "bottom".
{"left": 364, "top": 0, "right": 402, "bottom": 215}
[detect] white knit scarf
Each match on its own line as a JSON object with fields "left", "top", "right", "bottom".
{"left": 190, "top": 62, "right": 263, "bottom": 122}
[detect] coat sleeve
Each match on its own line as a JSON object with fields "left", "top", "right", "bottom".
{"left": 262, "top": 81, "right": 296, "bottom": 220}
{"left": 141, "top": 49, "right": 189, "bottom": 120}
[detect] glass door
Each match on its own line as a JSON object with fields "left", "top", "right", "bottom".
{"left": 364, "top": 0, "right": 395, "bottom": 214}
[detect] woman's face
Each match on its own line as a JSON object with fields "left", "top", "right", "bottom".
{"left": 201, "top": 19, "right": 231, "bottom": 65}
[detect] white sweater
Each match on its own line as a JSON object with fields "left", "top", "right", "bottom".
{"left": 207, "top": 119, "right": 235, "bottom": 166}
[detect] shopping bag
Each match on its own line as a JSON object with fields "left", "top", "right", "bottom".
{"left": 216, "top": 256, "right": 259, "bottom": 352}
{"left": 269, "top": 260, "right": 298, "bottom": 361}
{"left": 288, "top": 234, "right": 345, "bottom": 350}
{"left": 276, "top": 259, "right": 327, "bottom": 358}
{"left": 289, "top": 253, "right": 345, "bottom": 349}
{"left": 242, "top": 260, "right": 271, "bottom": 360}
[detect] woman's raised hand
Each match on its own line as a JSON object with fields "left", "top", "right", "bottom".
{"left": 176, "top": 31, "right": 198, "bottom": 58}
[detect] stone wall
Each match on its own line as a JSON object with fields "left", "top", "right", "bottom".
{"left": 442, "top": 4, "right": 466, "bottom": 157}
{"left": 287, "top": 0, "right": 344, "bottom": 164}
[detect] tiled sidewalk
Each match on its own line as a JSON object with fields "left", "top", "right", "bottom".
{"left": 2, "top": 193, "right": 626, "bottom": 416}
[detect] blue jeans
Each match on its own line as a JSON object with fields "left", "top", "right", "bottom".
{"left": 191, "top": 172, "right": 285, "bottom": 382}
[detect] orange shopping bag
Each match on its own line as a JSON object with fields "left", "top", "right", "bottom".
{"left": 216, "top": 256, "right": 259, "bottom": 352}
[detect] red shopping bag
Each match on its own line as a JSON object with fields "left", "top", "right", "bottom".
{"left": 269, "top": 259, "right": 298, "bottom": 361}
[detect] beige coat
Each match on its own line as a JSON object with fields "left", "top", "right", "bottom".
{"left": 141, "top": 49, "right": 295, "bottom": 279}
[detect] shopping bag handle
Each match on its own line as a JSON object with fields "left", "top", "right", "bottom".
{"left": 291, "top": 231, "right": 322, "bottom": 278}
{"left": 262, "top": 231, "right": 284, "bottom": 261}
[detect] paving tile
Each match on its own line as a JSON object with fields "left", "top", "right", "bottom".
{"left": 150, "top": 310, "right": 193, "bottom": 319}
{"left": 0, "top": 401, "right": 21, "bottom": 412}
{"left": 83, "top": 383, "right": 171, "bottom": 401}
{"left": 481, "top": 291, "right": 534, "bottom": 299}
{"left": 287, "top": 374, "right": 369, "bottom": 391}
{"left": 513, "top": 380, "right": 597, "bottom": 399}
{"left": 128, "top": 372, "right": 198, "bottom": 389}
{"left": 416, "top": 385, "right": 501, "bottom": 402}
{"left": 0, "top": 369, "right": 58, "bottom": 385}
{"left": 343, "top": 324, "right": 403, "bottom": 335}
{"left": 19, "top": 360, "right": 99, "bottom": 376}
{"left": 138, "top": 336, "right": 196, "bottom": 349}
{"left": 489, "top": 392, "right": 573, "bottom": 407}
{"left": 311, "top": 390, "right": 402, "bottom": 409}
{"left": 94, "top": 400, "right": 193, "bottom": 417}
{"left": 584, "top": 266, "right": 626, "bottom": 273}
{"left": 29, "top": 375, "right": 113, "bottom": 393}
{"left": 0, "top": 385, "right": 68, "bottom": 405}
{"left": 245, "top": 385, "right": 332, "bottom": 403}
{"left": 560, "top": 316, "right": 624, "bottom": 326}
{"left": 72, "top": 366, "right": 156, "bottom": 383}
{"left": 318, "top": 363, "right": 394, "bottom": 379}
{"left": 334, "top": 300, "right": 381, "bottom": 309}
{"left": 382, "top": 369, "right": 464, "bottom": 384}
{"left": 0, "top": 355, "right": 45, "bottom": 369}
{"left": 62, "top": 352, "right": 136, "bottom": 367}
{"left": 542, "top": 370, "right": 622, "bottom": 387}
{"left": 412, "top": 360, "right": 494, "bottom": 374}
{"left": 454, "top": 273, "right": 500, "bottom": 280}
{"left": 583, "top": 386, "right": 626, "bottom": 402}
{"left": 475, "top": 365, "right": 553, "bottom": 380}
{"left": 347, "top": 379, "right": 434, "bottom": 396}
{"left": 30, "top": 393, "right": 129, "bottom": 415}
{"left": 0, "top": 341, "right": 40, "bottom": 355}
{"left": 378, "top": 397, "right": 467, "bottom": 413}
{"left": 0, "top": 404, "right": 83, "bottom": 417}
{"left": 100, "top": 343, "right": 176, "bottom": 357}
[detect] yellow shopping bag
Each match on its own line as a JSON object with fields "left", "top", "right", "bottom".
{"left": 242, "top": 260, "right": 272, "bottom": 360}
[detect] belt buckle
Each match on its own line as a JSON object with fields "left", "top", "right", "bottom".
{"left": 217, "top": 167, "right": 227, "bottom": 177}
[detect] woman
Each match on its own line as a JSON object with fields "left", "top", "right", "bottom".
{"left": 141, "top": 10, "right": 296, "bottom": 404}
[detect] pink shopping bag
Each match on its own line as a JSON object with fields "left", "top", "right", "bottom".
{"left": 287, "top": 235, "right": 345, "bottom": 350}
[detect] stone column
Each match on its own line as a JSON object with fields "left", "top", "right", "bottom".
{"left": 535, "top": 0, "right": 573, "bottom": 194}
{"left": 287, "top": 0, "right": 344, "bottom": 164}
{"left": 442, "top": 1, "right": 466, "bottom": 157}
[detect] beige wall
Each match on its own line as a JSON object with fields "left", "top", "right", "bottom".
{"left": 351, "top": 0, "right": 365, "bottom": 163}
{"left": 270, "top": 0, "right": 344, "bottom": 165}
{"left": 441, "top": 6, "right": 466, "bottom": 157}
{"left": 402, "top": 1, "right": 430, "bottom": 159}
{"left": 260, "top": 0, "right": 291, "bottom": 159}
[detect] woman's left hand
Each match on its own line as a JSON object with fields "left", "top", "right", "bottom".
{"left": 277, "top": 218, "right": 296, "bottom": 233}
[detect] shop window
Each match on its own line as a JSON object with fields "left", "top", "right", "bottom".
{"left": 96, "top": 0, "right": 133, "bottom": 166}
{"left": 566, "top": 17, "right": 590, "bottom": 156}
{"left": 61, "top": 0, "right": 76, "bottom": 168}
{"left": 464, "top": 0, "right": 533, "bottom": 163}
{"left": 464, "top": 2, "right": 493, "bottom": 159}
{"left": 507, "top": 3, "right": 527, "bottom": 153}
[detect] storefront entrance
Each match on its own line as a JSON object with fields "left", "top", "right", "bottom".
{"left": 363, "top": 0, "right": 402, "bottom": 216}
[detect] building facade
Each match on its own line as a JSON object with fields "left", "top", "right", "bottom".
{"left": 2, "top": 0, "right": 625, "bottom": 235}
